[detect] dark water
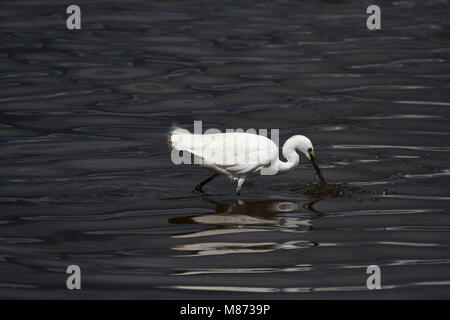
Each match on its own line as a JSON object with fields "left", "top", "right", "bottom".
{"left": 0, "top": 0, "right": 449, "bottom": 299}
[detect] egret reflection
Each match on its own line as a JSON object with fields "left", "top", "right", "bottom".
{"left": 169, "top": 199, "right": 322, "bottom": 256}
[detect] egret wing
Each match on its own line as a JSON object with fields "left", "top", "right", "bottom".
{"left": 191, "top": 133, "right": 278, "bottom": 175}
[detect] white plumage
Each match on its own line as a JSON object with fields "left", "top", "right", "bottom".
{"left": 169, "top": 126, "right": 324, "bottom": 195}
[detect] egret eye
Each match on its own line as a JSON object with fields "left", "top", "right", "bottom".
{"left": 307, "top": 148, "right": 312, "bottom": 153}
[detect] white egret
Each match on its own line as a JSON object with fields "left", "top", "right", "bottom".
{"left": 169, "top": 126, "right": 324, "bottom": 195}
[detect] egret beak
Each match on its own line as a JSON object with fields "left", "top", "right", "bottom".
{"left": 309, "top": 151, "right": 325, "bottom": 182}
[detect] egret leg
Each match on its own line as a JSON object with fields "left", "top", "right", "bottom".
{"left": 235, "top": 177, "right": 246, "bottom": 196}
{"left": 195, "top": 173, "right": 219, "bottom": 192}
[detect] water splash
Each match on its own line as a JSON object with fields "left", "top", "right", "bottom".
{"left": 289, "top": 181, "right": 369, "bottom": 199}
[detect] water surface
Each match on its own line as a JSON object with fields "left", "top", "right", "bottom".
{"left": 0, "top": 0, "right": 449, "bottom": 299}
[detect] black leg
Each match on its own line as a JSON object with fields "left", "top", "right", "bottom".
{"left": 195, "top": 173, "right": 219, "bottom": 192}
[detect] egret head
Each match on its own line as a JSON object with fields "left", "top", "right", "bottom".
{"left": 296, "top": 136, "right": 325, "bottom": 182}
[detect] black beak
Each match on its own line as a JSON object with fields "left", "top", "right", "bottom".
{"left": 310, "top": 154, "right": 325, "bottom": 182}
